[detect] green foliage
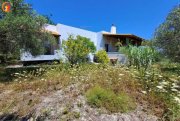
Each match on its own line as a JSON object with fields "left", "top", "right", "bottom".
{"left": 0, "top": 62, "right": 179, "bottom": 120}
{"left": 94, "top": 50, "right": 110, "bottom": 64}
{"left": 154, "top": 5, "right": 180, "bottom": 62}
{"left": 86, "top": 85, "right": 136, "bottom": 113}
{"left": 42, "top": 15, "right": 55, "bottom": 25}
{"left": 131, "top": 62, "right": 180, "bottom": 120}
{"left": 73, "top": 111, "right": 81, "bottom": 119}
{"left": 0, "top": 66, "right": 47, "bottom": 82}
{"left": 141, "top": 40, "right": 154, "bottom": 47}
{"left": 62, "top": 35, "right": 96, "bottom": 65}
{"left": 0, "top": 0, "right": 56, "bottom": 62}
{"left": 120, "top": 46, "right": 158, "bottom": 70}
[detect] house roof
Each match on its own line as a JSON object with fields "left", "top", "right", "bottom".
{"left": 103, "top": 33, "right": 144, "bottom": 41}
{"left": 45, "top": 30, "right": 60, "bottom": 36}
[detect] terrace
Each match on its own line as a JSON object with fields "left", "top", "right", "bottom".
{"left": 103, "top": 33, "right": 144, "bottom": 63}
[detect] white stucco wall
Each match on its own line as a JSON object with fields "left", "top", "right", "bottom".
{"left": 96, "top": 32, "right": 105, "bottom": 51}
{"left": 21, "top": 24, "right": 105, "bottom": 62}
{"left": 57, "top": 24, "right": 98, "bottom": 46}
{"left": 20, "top": 23, "right": 127, "bottom": 63}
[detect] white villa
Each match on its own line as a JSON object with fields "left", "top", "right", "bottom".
{"left": 21, "top": 23, "right": 143, "bottom": 64}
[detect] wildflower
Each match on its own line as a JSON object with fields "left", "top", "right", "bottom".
{"left": 15, "top": 79, "right": 18, "bottom": 82}
{"left": 160, "top": 81, "right": 168, "bottom": 85}
{"left": 174, "top": 97, "right": 180, "bottom": 104}
{"left": 145, "top": 72, "right": 151, "bottom": 75}
{"left": 171, "top": 88, "right": 178, "bottom": 92}
{"left": 104, "top": 69, "right": 108, "bottom": 71}
{"left": 156, "top": 86, "right": 163, "bottom": 89}
{"left": 161, "top": 89, "right": 167, "bottom": 93}
{"left": 170, "top": 78, "right": 177, "bottom": 82}
{"left": 133, "top": 70, "right": 138, "bottom": 73}
{"left": 178, "top": 93, "right": 180, "bottom": 97}
{"left": 172, "top": 83, "right": 179, "bottom": 88}
{"left": 119, "top": 74, "right": 124, "bottom": 76}
{"left": 158, "top": 75, "right": 163, "bottom": 78}
{"left": 141, "top": 91, "right": 147, "bottom": 94}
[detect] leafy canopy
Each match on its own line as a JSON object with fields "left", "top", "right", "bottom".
{"left": 62, "top": 35, "right": 96, "bottom": 65}
{"left": 154, "top": 5, "right": 180, "bottom": 62}
{"left": 0, "top": 0, "right": 56, "bottom": 62}
{"left": 95, "top": 50, "right": 110, "bottom": 64}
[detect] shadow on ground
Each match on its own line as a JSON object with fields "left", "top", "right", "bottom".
{"left": 161, "top": 67, "right": 180, "bottom": 75}
{"left": 0, "top": 113, "right": 32, "bottom": 121}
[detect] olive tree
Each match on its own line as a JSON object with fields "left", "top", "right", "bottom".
{"left": 0, "top": 0, "right": 56, "bottom": 63}
{"left": 154, "top": 5, "right": 180, "bottom": 62}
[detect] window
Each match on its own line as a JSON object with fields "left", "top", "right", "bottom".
{"left": 44, "top": 35, "right": 60, "bottom": 55}
{"left": 44, "top": 41, "right": 53, "bottom": 55}
{"left": 105, "top": 44, "right": 109, "bottom": 52}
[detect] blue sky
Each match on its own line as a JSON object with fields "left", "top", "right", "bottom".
{"left": 25, "top": 0, "right": 179, "bottom": 40}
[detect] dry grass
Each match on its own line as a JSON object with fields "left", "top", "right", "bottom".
{"left": 0, "top": 63, "right": 179, "bottom": 120}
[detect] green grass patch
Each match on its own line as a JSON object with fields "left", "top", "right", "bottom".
{"left": 86, "top": 85, "right": 136, "bottom": 113}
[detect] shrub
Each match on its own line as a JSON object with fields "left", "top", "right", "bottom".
{"left": 120, "top": 46, "right": 158, "bottom": 70}
{"left": 131, "top": 63, "right": 180, "bottom": 120}
{"left": 0, "top": 65, "right": 56, "bottom": 82}
{"left": 86, "top": 85, "right": 136, "bottom": 113}
{"left": 62, "top": 35, "right": 96, "bottom": 65}
{"left": 94, "top": 50, "right": 110, "bottom": 64}
{"left": 1, "top": 66, "right": 44, "bottom": 81}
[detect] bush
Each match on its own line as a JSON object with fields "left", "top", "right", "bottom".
{"left": 86, "top": 85, "right": 136, "bottom": 113}
{"left": 120, "top": 46, "right": 158, "bottom": 70}
{"left": 94, "top": 50, "right": 110, "bottom": 64}
{"left": 62, "top": 35, "right": 96, "bottom": 65}
{"left": 1, "top": 66, "right": 48, "bottom": 82}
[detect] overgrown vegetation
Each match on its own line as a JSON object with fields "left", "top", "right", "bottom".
{"left": 0, "top": 0, "right": 56, "bottom": 63}
{"left": 118, "top": 44, "right": 180, "bottom": 120}
{"left": 0, "top": 63, "right": 179, "bottom": 120}
{"left": 0, "top": 1, "right": 179, "bottom": 121}
{"left": 131, "top": 65, "right": 180, "bottom": 120}
{"left": 86, "top": 85, "right": 136, "bottom": 113}
{"left": 120, "top": 46, "right": 158, "bottom": 70}
{"left": 62, "top": 35, "right": 96, "bottom": 65}
{"left": 94, "top": 50, "right": 110, "bottom": 64}
{"left": 154, "top": 5, "right": 180, "bottom": 62}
